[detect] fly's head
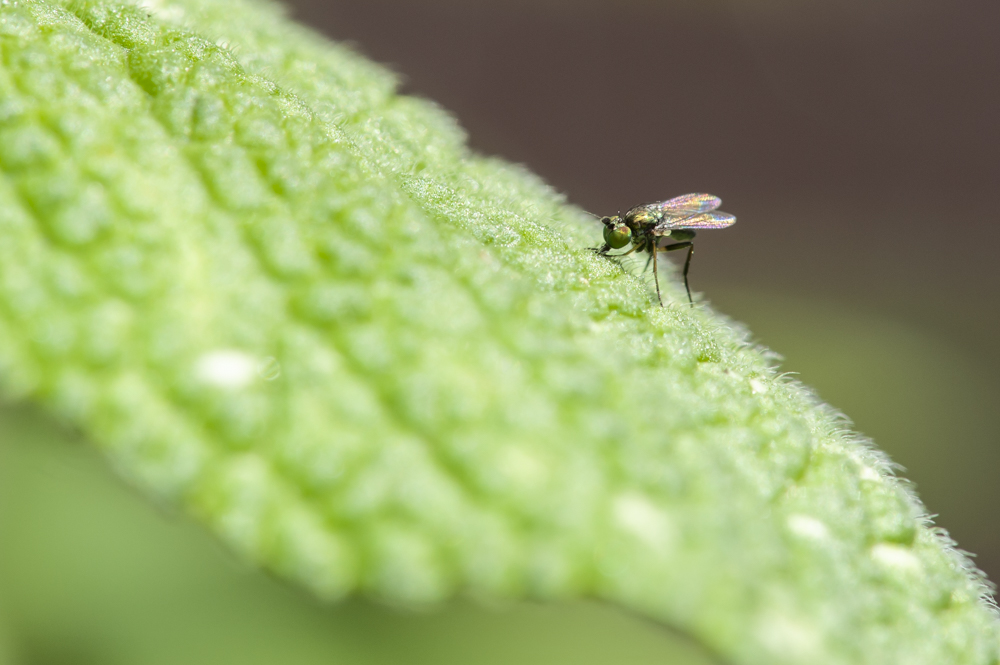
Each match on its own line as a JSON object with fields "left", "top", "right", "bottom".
{"left": 601, "top": 215, "right": 632, "bottom": 249}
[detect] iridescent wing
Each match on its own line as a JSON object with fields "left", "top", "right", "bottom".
{"left": 652, "top": 193, "right": 722, "bottom": 217}
{"left": 652, "top": 211, "right": 736, "bottom": 235}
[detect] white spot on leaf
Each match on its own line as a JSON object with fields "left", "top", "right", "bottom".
{"left": 787, "top": 514, "right": 830, "bottom": 540}
{"left": 859, "top": 465, "right": 882, "bottom": 481}
{"left": 871, "top": 543, "right": 922, "bottom": 572}
{"left": 613, "top": 492, "right": 674, "bottom": 552}
{"left": 195, "top": 349, "right": 258, "bottom": 389}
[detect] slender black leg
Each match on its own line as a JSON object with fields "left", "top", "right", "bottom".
{"left": 651, "top": 242, "right": 662, "bottom": 307}
{"left": 606, "top": 244, "right": 639, "bottom": 259}
{"left": 682, "top": 244, "right": 694, "bottom": 306}
{"left": 661, "top": 241, "right": 695, "bottom": 306}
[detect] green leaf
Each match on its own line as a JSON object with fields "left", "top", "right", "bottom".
{"left": 0, "top": 405, "right": 721, "bottom": 665}
{"left": 0, "top": 1, "right": 997, "bottom": 663}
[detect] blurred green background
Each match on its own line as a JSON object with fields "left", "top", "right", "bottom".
{"left": 2, "top": 0, "right": 997, "bottom": 662}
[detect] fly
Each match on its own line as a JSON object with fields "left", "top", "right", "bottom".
{"left": 593, "top": 193, "right": 736, "bottom": 307}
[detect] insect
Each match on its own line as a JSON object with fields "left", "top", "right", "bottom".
{"left": 593, "top": 193, "right": 736, "bottom": 307}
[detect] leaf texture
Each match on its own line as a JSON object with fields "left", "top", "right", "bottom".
{"left": 0, "top": 1, "right": 997, "bottom": 663}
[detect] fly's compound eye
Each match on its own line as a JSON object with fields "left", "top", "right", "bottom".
{"left": 603, "top": 221, "right": 632, "bottom": 249}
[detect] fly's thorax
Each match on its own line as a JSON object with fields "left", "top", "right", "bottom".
{"left": 624, "top": 208, "right": 658, "bottom": 228}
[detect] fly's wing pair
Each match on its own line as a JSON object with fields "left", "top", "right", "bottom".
{"left": 647, "top": 193, "right": 736, "bottom": 235}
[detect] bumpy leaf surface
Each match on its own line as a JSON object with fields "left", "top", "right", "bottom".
{"left": 0, "top": 1, "right": 997, "bottom": 663}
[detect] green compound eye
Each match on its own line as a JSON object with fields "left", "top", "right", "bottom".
{"left": 603, "top": 221, "right": 632, "bottom": 249}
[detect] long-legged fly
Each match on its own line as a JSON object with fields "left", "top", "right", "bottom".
{"left": 593, "top": 193, "right": 735, "bottom": 307}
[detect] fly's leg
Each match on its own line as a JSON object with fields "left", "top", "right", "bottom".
{"left": 591, "top": 242, "right": 641, "bottom": 258}
{"left": 603, "top": 244, "right": 639, "bottom": 259}
{"left": 660, "top": 241, "right": 695, "bottom": 306}
{"left": 651, "top": 242, "right": 663, "bottom": 307}
{"left": 682, "top": 244, "right": 694, "bottom": 305}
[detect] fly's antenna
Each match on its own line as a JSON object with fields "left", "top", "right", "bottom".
{"left": 584, "top": 211, "right": 615, "bottom": 230}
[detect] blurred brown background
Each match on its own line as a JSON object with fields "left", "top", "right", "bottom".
{"left": 286, "top": 0, "right": 1000, "bottom": 579}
